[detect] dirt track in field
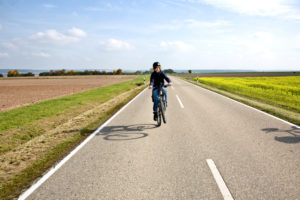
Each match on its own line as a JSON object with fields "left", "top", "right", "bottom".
{"left": 0, "top": 75, "right": 137, "bottom": 112}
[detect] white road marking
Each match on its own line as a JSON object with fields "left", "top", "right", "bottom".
{"left": 175, "top": 77, "right": 300, "bottom": 129}
{"left": 18, "top": 88, "right": 148, "bottom": 200}
{"left": 171, "top": 86, "right": 174, "bottom": 90}
{"left": 176, "top": 95, "right": 184, "bottom": 108}
{"left": 206, "top": 159, "right": 234, "bottom": 200}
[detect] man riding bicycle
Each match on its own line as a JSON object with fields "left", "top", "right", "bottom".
{"left": 149, "top": 62, "right": 172, "bottom": 121}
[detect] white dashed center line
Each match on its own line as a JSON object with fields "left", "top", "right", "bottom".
{"left": 206, "top": 159, "right": 234, "bottom": 200}
{"left": 176, "top": 95, "right": 184, "bottom": 108}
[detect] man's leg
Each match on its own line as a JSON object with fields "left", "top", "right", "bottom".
{"left": 152, "top": 89, "right": 159, "bottom": 120}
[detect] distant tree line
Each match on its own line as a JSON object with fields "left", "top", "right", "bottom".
{"left": 2, "top": 68, "right": 177, "bottom": 77}
{"left": 39, "top": 69, "right": 124, "bottom": 76}
{"left": 7, "top": 70, "right": 34, "bottom": 77}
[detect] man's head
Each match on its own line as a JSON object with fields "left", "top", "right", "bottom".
{"left": 153, "top": 62, "right": 161, "bottom": 73}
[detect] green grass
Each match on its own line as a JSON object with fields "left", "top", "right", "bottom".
{"left": 191, "top": 76, "right": 300, "bottom": 113}
{"left": 0, "top": 88, "right": 144, "bottom": 200}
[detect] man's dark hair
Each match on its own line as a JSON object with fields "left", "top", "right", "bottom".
{"left": 153, "top": 62, "right": 161, "bottom": 69}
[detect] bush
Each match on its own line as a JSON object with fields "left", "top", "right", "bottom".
{"left": 7, "top": 70, "right": 20, "bottom": 77}
{"left": 117, "top": 69, "right": 122, "bottom": 75}
{"left": 21, "top": 72, "right": 34, "bottom": 77}
{"left": 0, "top": 73, "right": 3, "bottom": 77}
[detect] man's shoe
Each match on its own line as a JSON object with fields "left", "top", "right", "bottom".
{"left": 153, "top": 112, "right": 158, "bottom": 121}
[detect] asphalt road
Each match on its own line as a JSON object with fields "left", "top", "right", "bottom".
{"left": 24, "top": 77, "right": 300, "bottom": 200}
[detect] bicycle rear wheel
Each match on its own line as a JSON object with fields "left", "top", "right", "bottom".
{"left": 161, "top": 100, "right": 166, "bottom": 124}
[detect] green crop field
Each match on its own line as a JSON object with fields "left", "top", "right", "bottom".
{"left": 192, "top": 76, "right": 300, "bottom": 113}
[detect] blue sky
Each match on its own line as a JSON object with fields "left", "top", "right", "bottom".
{"left": 0, "top": 0, "right": 300, "bottom": 71}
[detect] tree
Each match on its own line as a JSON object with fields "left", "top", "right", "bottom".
{"left": 7, "top": 70, "right": 19, "bottom": 77}
{"left": 69, "top": 70, "right": 75, "bottom": 75}
{"left": 188, "top": 69, "right": 192, "bottom": 74}
{"left": 164, "top": 69, "right": 175, "bottom": 74}
{"left": 113, "top": 70, "right": 117, "bottom": 75}
{"left": 117, "top": 68, "right": 122, "bottom": 75}
{"left": 135, "top": 70, "right": 142, "bottom": 75}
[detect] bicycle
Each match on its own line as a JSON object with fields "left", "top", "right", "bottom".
{"left": 156, "top": 84, "right": 168, "bottom": 127}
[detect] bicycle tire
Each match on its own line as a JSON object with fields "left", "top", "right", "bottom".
{"left": 161, "top": 100, "right": 166, "bottom": 124}
{"left": 157, "top": 103, "right": 161, "bottom": 127}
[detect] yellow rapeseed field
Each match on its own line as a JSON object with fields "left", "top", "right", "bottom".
{"left": 192, "top": 76, "right": 300, "bottom": 113}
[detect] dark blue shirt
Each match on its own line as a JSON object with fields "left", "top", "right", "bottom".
{"left": 150, "top": 71, "right": 171, "bottom": 88}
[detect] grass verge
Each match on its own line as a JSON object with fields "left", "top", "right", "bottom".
{"left": 180, "top": 77, "right": 300, "bottom": 126}
{"left": 0, "top": 76, "right": 148, "bottom": 200}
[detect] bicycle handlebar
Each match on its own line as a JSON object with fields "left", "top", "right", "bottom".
{"left": 153, "top": 84, "right": 169, "bottom": 89}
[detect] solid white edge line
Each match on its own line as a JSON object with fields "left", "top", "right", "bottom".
{"left": 176, "top": 94, "right": 184, "bottom": 108}
{"left": 174, "top": 77, "right": 300, "bottom": 129}
{"left": 206, "top": 159, "right": 234, "bottom": 200}
{"left": 18, "top": 87, "right": 148, "bottom": 200}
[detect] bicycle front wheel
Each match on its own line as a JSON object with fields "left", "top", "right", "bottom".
{"left": 156, "top": 104, "right": 161, "bottom": 127}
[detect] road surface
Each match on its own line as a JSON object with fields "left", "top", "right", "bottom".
{"left": 23, "top": 77, "right": 300, "bottom": 200}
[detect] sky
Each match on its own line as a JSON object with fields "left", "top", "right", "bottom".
{"left": 0, "top": 0, "right": 300, "bottom": 71}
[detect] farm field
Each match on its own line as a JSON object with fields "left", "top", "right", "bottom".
{"left": 192, "top": 76, "right": 300, "bottom": 113}
{"left": 187, "top": 76, "right": 300, "bottom": 125}
{"left": 0, "top": 75, "right": 137, "bottom": 111}
{"left": 177, "top": 71, "right": 300, "bottom": 78}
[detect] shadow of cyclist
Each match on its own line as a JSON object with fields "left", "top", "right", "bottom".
{"left": 261, "top": 126, "right": 300, "bottom": 144}
{"left": 96, "top": 124, "right": 157, "bottom": 141}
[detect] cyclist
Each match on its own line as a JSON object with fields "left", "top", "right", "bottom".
{"left": 149, "top": 62, "right": 172, "bottom": 121}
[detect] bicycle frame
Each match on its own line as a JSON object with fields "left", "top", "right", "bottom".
{"left": 156, "top": 85, "right": 168, "bottom": 126}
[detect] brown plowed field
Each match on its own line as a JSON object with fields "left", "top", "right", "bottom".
{"left": 0, "top": 75, "right": 137, "bottom": 112}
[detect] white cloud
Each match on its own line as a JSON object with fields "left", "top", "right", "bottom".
{"left": 184, "top": 19, "right": 231, "bottom": 28}
{"left": 160, "top": 40, "right": 191, "bottom": 51}
{"left": 153, "top": 19, "right": 230, "bottom": 31}
{"left": 0, "top": 52, "right": 9, "bottom": 57}
{"left": 232, "top": 32, "right": 276, "bottom": 59}
{"left": 103, "top": 38, "right": 134, "bottom": 51}
{"left": 199, "top": 0, "right": 300, "bottom": 18}
{"left": 67, "top": 27, "right": 87, "bottom": 37}
{"left": 43, "top": 4, "right": 56, "bottom": 8}
{"left": 1, "top": 42, "right": 18, "bottom": 50}
{"left": 32, "top": 52, "right": 50, "bottom": 57}
{"left": 84, "top": 7, "right": 104, "bottom": 11}
{"left": 30, "top": 28, "right": 86, "bottom": 44}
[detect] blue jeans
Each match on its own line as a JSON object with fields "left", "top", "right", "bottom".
{"left": 152, "top": 87, "right": 167, "bottom": 112}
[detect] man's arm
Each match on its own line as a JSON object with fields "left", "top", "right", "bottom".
{"left": 162, "top": 72, "right": 171, "bottom": 84}
{"left": 149, "top": 73, "right": 154, "bottom": 89}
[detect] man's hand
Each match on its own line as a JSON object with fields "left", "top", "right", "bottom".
{"left": 149, "top": 85, "right": 153, "bottom": 89}
{"left": 168, "top": 82, "right": 172, "bottom": 86}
